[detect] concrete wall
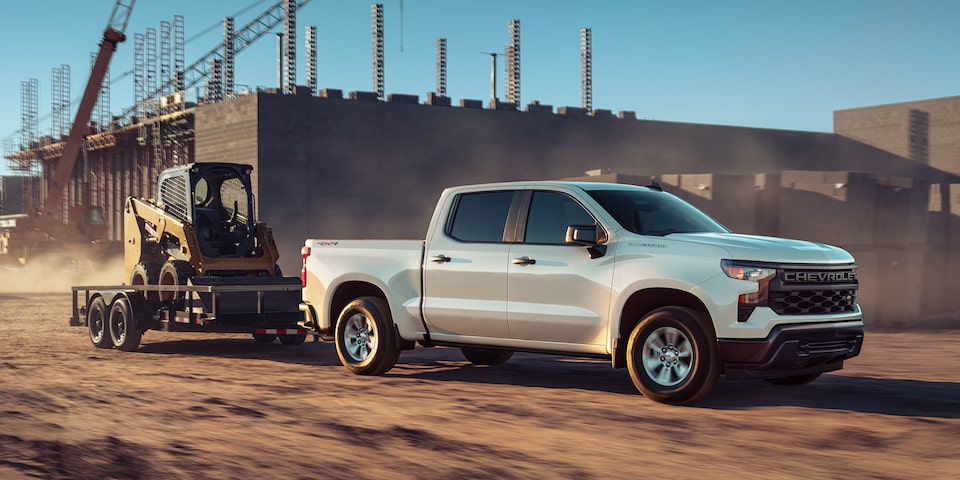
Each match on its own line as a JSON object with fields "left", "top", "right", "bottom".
{"left": 835, "top": 96, "right": 960, "bottom": 175}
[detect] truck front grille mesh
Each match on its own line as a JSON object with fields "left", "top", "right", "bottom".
{"left": 768, "top": 289, "right": 857, "bottom": 315}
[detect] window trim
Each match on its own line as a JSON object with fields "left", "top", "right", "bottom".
{"left": 517, "top": 190, "right": 605, "bottom": 246}
{"left": 444, "top": 190, "right": 522, "bottom": 244}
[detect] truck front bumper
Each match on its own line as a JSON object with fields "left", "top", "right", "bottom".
{"left": 718, "top": 322, "right": 863, "bottom": 380}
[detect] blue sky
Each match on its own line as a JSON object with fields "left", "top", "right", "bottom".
{"left": 2, "top": 0, "right": 960, "bottom": 176}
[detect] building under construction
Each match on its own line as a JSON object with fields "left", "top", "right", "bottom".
{"left": 3, "top": 2, "right": 960, "bottom": 329}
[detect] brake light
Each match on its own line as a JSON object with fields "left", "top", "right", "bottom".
{"left": 301, "top": 245, "right": 311, "bottom": 287}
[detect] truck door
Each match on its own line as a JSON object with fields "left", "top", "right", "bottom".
{"left": 422, "top": 190, "right": 517, "bottom": 339}
{"left": 506, "top": 191, "right": 613, "bottom": 346}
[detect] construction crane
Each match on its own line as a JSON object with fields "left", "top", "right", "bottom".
{"left": 1, "top": 0, "right": 134, "bottom": 268}
{"left": 118, "top": 0, "right": 312, "bottom": 122}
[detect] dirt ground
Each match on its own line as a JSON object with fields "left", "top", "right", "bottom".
{"left": 0, "top": 291, "right": 958, "bottom": 480}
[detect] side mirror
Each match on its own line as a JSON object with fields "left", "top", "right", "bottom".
{"left": 565, "top": 224, "right": 607, "bottom": 259}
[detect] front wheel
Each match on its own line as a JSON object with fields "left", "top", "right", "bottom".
{"left": 626, "top": 307, "right": 720, "bottom": 405}
{"left": 335, "top": 297, "right": 399, "bottom": 375}
{"left": 764, "top": 373, "right": 822, "bottom": 386}
{"left": 461, "top": 347, "right": 513, "bottom": 366}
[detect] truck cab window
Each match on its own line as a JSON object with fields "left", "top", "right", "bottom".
{"left": 448, "top": 191, "right": 515, "bottom": 242}
{"left": 524, "top": 191, "right": 595, "bottom": 244}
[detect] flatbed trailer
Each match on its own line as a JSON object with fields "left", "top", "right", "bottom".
{"left": 70, "top": 277, "right": 310, "bottom": 351}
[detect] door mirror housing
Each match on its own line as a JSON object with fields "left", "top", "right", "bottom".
{"left": 565, "top": 224, "right": 607, "bottom": 259}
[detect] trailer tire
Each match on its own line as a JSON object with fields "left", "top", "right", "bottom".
{"left": 626, "top": 306, "right": 720, "bottom": 405}
{"left": 335, "top": 296, "right": 399, "bottom": 375}
{"left": 279, "top": 333, "right": 307, "bottom": 345}
{"left": 108, "top": 297, "right": 142, "bottom": 352}
{"left": 87, "top": 297, "right": 112, "bottom": 349}
{"left": 461, "top": 347, "right": 514, "bottom": 366}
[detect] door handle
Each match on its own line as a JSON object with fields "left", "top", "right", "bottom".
{"left": 430, "top": 254, "right": 451, "bottom": 263}
{"left": 512, "top": 256, "right": 536, "bottom": 265}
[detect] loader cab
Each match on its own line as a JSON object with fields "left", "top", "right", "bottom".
{"left": 157, "top": 162, "right": 257, "bottom": 257}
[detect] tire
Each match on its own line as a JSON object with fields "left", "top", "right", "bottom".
{"left": 335, "top": 296, "right": 400, "bottom": 375}
{"left": 253, "top": 333, "right": 277, "bottom": 343}
{"left": 278, "top": 333, "right": 307, "bottom": 345}
{"left": 461, "top": 347, "right": 514, "bottom": 366}
{"left": 108, "top": 297, "right": 143, "bottom": 352}
{"left": 130, "top": 262, "right": 160, "bottom": 306}
{"left": 626, "top": 307, "right": 720, "bottom": 405}
{"left": 87, "top": 297, "right": 112, "bottom": 349}
{"left": 763, "top": 373, "right": 822, "bottom": 386}
{"left": 159, "top": 260, "right": 193, "bottom": 303}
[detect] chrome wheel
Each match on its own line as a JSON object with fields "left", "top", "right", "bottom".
{"left": 642, "top": 326, "right": 693, "bottom": 387}
{"left": 342, "top": 312, "right": 378, "bottom": 363}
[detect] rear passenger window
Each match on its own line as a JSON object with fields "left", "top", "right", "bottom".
{"left": 449, "top": 191, "right": 515, "bottom": 242}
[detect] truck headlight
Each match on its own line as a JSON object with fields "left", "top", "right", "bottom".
{"left": 721, "top": 260, "right": 777, "bottom": 321}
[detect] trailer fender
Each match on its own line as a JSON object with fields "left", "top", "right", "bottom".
{"left": 106, "top": 291, "right": 151, "bottom": 333}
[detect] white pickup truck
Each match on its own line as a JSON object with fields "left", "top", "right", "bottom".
{"left": 300, "top": 181, "right": 864, "bottom": 404}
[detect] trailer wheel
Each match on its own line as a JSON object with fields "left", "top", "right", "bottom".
{"left": 159, "top": 260, "right": 193, "bottom": 302}
{"left": 108, "top": 297, "right": 143, "bottom": 352}
{"left": 335, "top": 296, "right": 400, "bottom": 375}
{"left": 87, "top": 297, "right": 112, "bottom": 349}
{"left": 279, "top": 333, "right": 307, "bottom": 345}
{"left": 461, "top": 347, "right": 514, "bottom": 366}
{"left": 253, "top": 333, "right": 277, "bottom": 343}
{"left": 626, "top": 306, "right": 720, "bottom": 405}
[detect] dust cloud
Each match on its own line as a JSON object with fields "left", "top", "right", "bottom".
{"left": 0, "top": 256, "right": 124, "bottom": 293}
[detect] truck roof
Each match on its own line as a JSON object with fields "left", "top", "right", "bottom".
{"left": 443, "top": 180, "right": 656, "bottom": 193}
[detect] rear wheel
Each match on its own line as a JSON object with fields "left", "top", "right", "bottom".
{"left": 335, "top": 297, "right": 399, "bottom": 375}
{"left": 461, "top": 347, "right": 514, "bottom": 366}
{"left": 764, "top": 373, "right": 822, "bottom": 386}
{"left": 108, "top": 297, "right": 142, "bottom": 352}
{"left": 626, "top": 307, "right": 720, "bottom": 405}
{"left": 87, "top": 297, "right": 112, "bottom": 349}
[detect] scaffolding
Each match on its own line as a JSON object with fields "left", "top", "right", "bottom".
{"left": 223, "top": 17, "right": 236, "bottom": 97}
{"left": 205, "top": 59, "right": 224, "bottom": 102}
{"left": 51, "top": 65, "right": 70, "bottom": 140}
{"left": 283, "top": 0, "right": 297, "bottom": 94}
{"left": 436, "top": 38, "right": 447, "bottom": 97}
{"left": 134, "top": 33, "right": 145, "bottom": 119}
{"left": 506, "top": 19, "right": 520, "bottom": 106}
{"left": 306, "top": 25, "right": 317, "bottom": 96}
{"left": 372, "top": 3, "right": 384, "bottom": 100}
{"left": 146, "top": 27, "right": 157, "bottom": 116}
{"left": 174, "top": 15, "right": 185, "bottom": 91}
{"left": 580, "top": 27, "right": 592, "bottom": 114}
{"left": 161, "top": 20, "right": 172, "bottom": 98}
{"left": 90, "top": 52, "right": 110, "bottom": 132}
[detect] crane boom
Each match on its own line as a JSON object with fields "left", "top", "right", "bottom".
{"left": 41, "top": 0, "right": 134, "bottom": 221}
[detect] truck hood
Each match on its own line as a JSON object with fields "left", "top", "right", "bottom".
{"left": 664, "top": 233, "right": 855, "bottom": 264}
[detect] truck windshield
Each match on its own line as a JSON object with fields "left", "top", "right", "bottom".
{"left": 586, "top": 189, "right": 730, "bottom": 236}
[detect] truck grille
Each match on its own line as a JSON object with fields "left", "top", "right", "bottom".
{"left": 768, "top": 289, "right": 857, "bottom": 315}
